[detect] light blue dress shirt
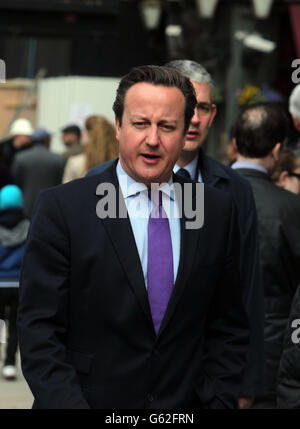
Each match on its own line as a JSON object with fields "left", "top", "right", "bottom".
{"left": 116, "top": 161, "right": 181, "bottom": 288}
{"left": 231, "top": 160, "right": 268, "bottom": 174}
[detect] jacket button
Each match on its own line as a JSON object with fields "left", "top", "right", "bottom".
{"left": 147, "top": 393, "right": 154, "bottom": 402}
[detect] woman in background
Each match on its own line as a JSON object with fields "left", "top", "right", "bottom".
{"left": 63, "top": 115, "right": 119, "bottom": 183}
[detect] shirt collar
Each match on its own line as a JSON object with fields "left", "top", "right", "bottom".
{"left": 231, "top": 160, "right": 268, "bottom": 174}
{"left": 174, "top": 155, "right": 198, "bottom": 180}
{"left": 116, "top": 160, "right": 175, "bottom": 201}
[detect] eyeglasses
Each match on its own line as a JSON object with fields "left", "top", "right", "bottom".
{"left": 289, "top": 172, "right": 300, "bottom": 181}
{"left": 196, "top": 102, "right": 214, "bottom": 115}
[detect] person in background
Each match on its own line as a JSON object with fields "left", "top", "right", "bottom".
{"left": 0, "top": 185, "right": 29, "bottom": 380}
{"left": 232, "top": 101, "right": 300, "bottom": 408}
{"left": 0, "top": 118, "right": 33, "bottom": 168}
{"left": 270, "top": 147, "right": 300, "bottom": 408}
{"left": 61, "top": 124, "right": 82, "bottom": 159}
{"left": 165, "top": 61, "right": 264, "bottom": 410}
{"left": 62, "top": 116, "right": 118, "bottom": 183}
{"left": 271, "top": 148, "right": 300, "bottom": 195}
{"left": 0, "top": 164, "right": 15, "bottom": 189}
{"left": 12, "top": 127, "right": 66, "bottom": 218}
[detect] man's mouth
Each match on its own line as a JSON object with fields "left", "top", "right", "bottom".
{"left": 186, "top": 130, "right": 199, "bottom": 139}
{"left": 141, "top": 153, "right": 160, "bottom": 160}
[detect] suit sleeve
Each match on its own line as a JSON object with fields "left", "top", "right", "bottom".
{"left": 17, "top": 190, "right": 90, "bottom": 409}
{"left": 202, "top": 199, "right": 250, "bottom": 409}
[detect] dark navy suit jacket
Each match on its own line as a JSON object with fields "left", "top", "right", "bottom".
{"left": 87, "top": 151, "right": 265, "bottom": 397}
{"left": 17, "top": 160, "right": 249, "bottom": 408}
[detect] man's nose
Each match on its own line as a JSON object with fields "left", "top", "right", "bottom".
{"left": 146, "top": 126, "right": 159, "bottom": 146}
{"left": 191, "top": 107, "right": 200, "bottom": 125}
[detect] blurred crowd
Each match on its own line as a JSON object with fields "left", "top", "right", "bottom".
{"left": 0, "top": 113, "right": 118, "bottom": 381}
{"left": 1, "top": 67, "right": 300, "bottom": 409}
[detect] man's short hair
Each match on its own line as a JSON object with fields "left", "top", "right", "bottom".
{"left": 61, "top": 124, "right": 81, "bottom": 139}
{"left": 235, "top": 102, "right": 289, "bottom": 158}
{"left": 113, "top": 64, "right": 197, "bottom": 133}
{"left": 164, "top": 59, "right": 215, "bottom": 102}
{"left": 289, "top": 84, "right": 300, "bottom": 122}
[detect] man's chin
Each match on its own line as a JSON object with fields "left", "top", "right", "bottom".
{"left": 183, "top": 137, "right": 204, "bottom": 152}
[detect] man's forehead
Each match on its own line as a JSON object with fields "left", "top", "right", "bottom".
{"left": 123, "top": 82, "right": 185, "bottom": 116}
{"left": 191, "top": 81, "right": 212, "bottom": 102}
{"left": 125, "top": 82, "right": 183, "bottom": 101}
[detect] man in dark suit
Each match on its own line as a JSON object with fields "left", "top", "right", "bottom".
{"left": 12, "top": 127, "right": 66, "bottom": 218}
{"left": 17, "top": 65, "right": 249, "bottom": 409}
{"left": 232, "top": 102, "right": 300, "bottom": 408}
{"left": 87, "top": 60, "right": 264, "bottom": 409}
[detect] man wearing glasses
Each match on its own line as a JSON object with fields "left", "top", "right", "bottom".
{"left": 166, "top": 60, "right": 264, "bottom": 410}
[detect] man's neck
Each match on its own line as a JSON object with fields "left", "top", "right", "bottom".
{"left": 176, "top": 149, "right": 199, "bottom": 167}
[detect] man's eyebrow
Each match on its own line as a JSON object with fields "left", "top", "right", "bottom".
{"left": 196, "top": 102, "right": 211, "bottom": 107}
{"left": 159, "top": 118, "right": 178, "bottom": 122}
{"left": 158, "top": 119, "right": 178, "bottom": 125}
{"left": 130, "top": 116, "right": 149, "bottom": 121}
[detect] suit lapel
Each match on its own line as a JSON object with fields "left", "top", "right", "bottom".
{"left": 197, "top": 148, "right": 229, "bottom": 187}
{"left": 157, "top": 179, "right": 201, "bottom": 337}
{"left": 94, "top": 162, "right": 152, "bottom": 323}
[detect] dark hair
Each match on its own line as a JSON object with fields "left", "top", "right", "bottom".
{"left": 61, "top": 124, "right": 81, "bottom": 139}
{"left": 113, "top": 65, "right": 196, "bottom": 133}
{"left": 235, "top": 102, "right": 289, "bottom": 158}
{"left": 271, "top": 148, "right": 300, "bottom": 182}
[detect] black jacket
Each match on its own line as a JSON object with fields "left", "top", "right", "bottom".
{"left": 277, "top": 283, "right": 300, "bottom": 408}
{"left": 87, "top": 152, "right": 265, "bottom": 397}
{"left": 236, "top": 168, "right": 300, "bottom": 403}
{"left": 17, "top": 160, "right": 249, "bottom": 409}
{"left": 12, "top": 143, "right": 66, "bottom": 218}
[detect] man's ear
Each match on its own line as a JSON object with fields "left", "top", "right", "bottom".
{"left": 115, "top": 117, "right": 121, "bottom": 141}
{"left": 272, "top": 142, "right": 282, "bottom": 161}
{"left": 208, "top": 104, "right": 217, "bottom": 127}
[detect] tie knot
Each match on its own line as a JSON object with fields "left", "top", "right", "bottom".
{"left": 177, "top": 168, "right": 191, "bottom": 180}
{"left": 148, "top": 189, "right": 162, "bottom": 207}
{"left": 148, "top": 189, "right": 165, "bottom": 219}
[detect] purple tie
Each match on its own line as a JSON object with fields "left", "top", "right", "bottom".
{"left": 147, "top": 190, "right": 174, "bottom": 334}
